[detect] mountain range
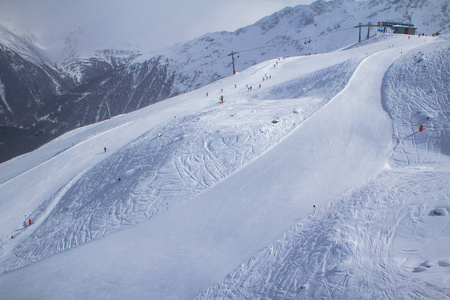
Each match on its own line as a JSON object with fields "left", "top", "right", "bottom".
{"left": 0, "top": 0, "right": 448, "bottom": 163}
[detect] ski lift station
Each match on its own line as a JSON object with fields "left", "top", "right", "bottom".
{"left": 380, "top": 21, "right": 417, "bottom": 35}
{"left": 355, "top": 21, "right": 416, "bottom": 42}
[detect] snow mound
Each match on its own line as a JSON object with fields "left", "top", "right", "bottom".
{"left": 429, "top": 207, "right": 449, "bottom": 216}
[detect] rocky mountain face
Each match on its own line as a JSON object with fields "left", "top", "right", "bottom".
{"left": 0, "top": 0, "right": 448, "bottom": 163}
{"left": 60, "top": 49, "right": 141, "bottom": 85}
{"left": 0, "top": 24, "right": 74, "bottom": 160}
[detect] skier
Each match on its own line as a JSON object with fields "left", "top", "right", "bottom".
{"left": 220, "top": 95, "right": 224, "bottom": 104}
{"left": 104, "top": 147, "right": 107, "bottom": 153}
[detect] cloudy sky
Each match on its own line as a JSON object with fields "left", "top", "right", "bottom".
{"left": 0, "top": 0, "right": 314, "bottom": 60}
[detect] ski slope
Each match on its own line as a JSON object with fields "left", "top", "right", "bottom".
{"left": 199, "top": 37, "right": 450, "bottom": 299}
{"left": 0, "top": 33, "right": 448, "bottom": 299}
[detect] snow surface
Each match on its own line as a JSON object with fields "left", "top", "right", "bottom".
{"left": 0, "top": 33, "right": 448, "bottom": 299}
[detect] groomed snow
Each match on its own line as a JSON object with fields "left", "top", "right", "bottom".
{"left": 0, "top": 34, "right": 448, "bottom": 299}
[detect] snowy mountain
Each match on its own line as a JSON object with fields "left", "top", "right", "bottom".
{"left": 0, "top": 0, "right": 448, "bottom": 163}
{"left": 60, "top": 49, "right": 141, "bottom": 85}
{"left": 0, "top": 25, "right": 141, "bottom": 163}
{"left": 0, "top": 26, "right": 449, "bottom": 298}
{"left": 71, "top": 0, "right": 448, "bottom": 104}
{"left": 0, "top": 23, "right": 52, "bottom": 68}
{"left": 0, "top": 24, "right": 75, "bottom": 161}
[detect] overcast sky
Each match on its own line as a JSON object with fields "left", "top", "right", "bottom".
{"left": 0, "top": 0, "right": 314, "bottom": 59}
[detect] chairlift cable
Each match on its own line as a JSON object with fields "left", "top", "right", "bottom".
{"left": 170, "top": 25, "right": 356, "bottom": 74}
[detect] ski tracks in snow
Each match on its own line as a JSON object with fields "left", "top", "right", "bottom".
{"left": 197, "top": 38, "right": 450, "bottom": 299}
{"left": 0, "top": 34, "right": 446, "bottom": 299}
{"left": 385, "top": 41, "right": 450, "bottom": 167}
{"left": 197, "top": 169, "right": 450, "bottom": 300}
{"left": 0, "top": 60, "right": 361, "bottom": 273}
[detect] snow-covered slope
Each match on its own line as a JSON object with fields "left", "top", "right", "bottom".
{"left": 0, "top": 32, "right": 448, "bottom": 299}
{"left": 198, "top": 35, "right": 450, "bottom": 299}
{"left": 0, "top": 57, "right": 363, "bottom": 273}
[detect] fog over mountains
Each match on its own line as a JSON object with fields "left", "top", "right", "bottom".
{"left": 0, "top": 0, "right": 448, "bottom": 163}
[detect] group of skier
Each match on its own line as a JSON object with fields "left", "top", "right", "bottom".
{"left": 211, "top": 71, "right": 274, "bottom": 104}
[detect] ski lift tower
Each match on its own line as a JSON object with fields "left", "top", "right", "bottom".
{"left": 228, "top": 51, "right": 239, "bottom": 75}
{"left": 355, "top": 22, "right": 376, "bottom": 42}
